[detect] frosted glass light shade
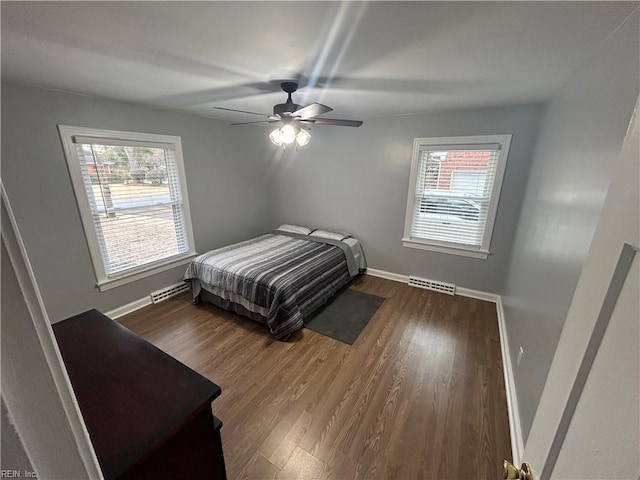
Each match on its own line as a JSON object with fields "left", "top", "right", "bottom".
{"left": 280, "top": 124, "right": 296, "bottom": 144}
{"left": 269, "top": 128, "right": 283, "bottom": 145}
{"left": 296, "top": 129, "right": 311, "bottom": 146}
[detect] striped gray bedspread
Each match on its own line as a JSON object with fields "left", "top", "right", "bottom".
{"left": 183, "top": 231, "right": 359, "bottom": 339}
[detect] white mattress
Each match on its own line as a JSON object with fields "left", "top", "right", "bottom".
{"left": 343, "top": 237, "right": 366, "bottom": 271}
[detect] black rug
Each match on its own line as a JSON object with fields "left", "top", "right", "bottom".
{"left": 304, "top": 288, "right": 385, "bottom": 345}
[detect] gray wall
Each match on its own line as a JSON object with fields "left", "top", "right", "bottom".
{"left": 1, "top": 397, "right": 34, "bottom": 476}
{"left": 501, "top": 11, "right": 639, "bottom": 444}
{"left": 1, "top": 82, "right": 272, "bottom": 322}
{"left": 2, "top": 81, "right": 544, "bottom": 318}
{"left": 270, "top": 104, "right": 543, "bottom": 293}
{"left": 1, "top": 230, "right": 99, "bottom": 478}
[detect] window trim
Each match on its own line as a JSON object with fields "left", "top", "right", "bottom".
{"left": 58, "top": 125, "right": 196, "bottom": 291}
{"left": 402, "top": 134, "right": 512, "bottom": 259}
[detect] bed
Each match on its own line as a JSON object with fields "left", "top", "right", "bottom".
{"left": 183, "top": 225, "right": 366, "bottom": 339}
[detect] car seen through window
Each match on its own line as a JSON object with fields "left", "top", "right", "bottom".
{"left": 419, "top": 197, "right": 481, "bottom": 223}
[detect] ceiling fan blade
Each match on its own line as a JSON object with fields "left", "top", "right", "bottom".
{"left": 302, "top": 118, "right": 363, "bottom": 127}
{"left": 290, "top": 103, "right": 333, "bottom": 120}
{"left": 230, "top": 118, "right": 282, "bottom": 126}
{"left": 229, "top": 120, "right": 270, "bottom": 126}
{"left": 214, "top": 106, "right": 268, "bottom": 117}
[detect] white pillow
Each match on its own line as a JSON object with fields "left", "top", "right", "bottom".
{"left": 276, "top": 224, "right": 315, "bottom": 235}
{"left": 309, "top": 229, "right": 351, "bottom": 241}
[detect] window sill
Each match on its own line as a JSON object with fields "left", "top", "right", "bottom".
{"left": 96, "top": 253, "right": 197, "bottom": 292}
{"left": 402, "top": 238, "right": 489, "bottom": 259}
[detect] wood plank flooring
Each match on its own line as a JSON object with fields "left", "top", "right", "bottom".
{"left": 119, "top": 275, "right": 511, "bottom": 479}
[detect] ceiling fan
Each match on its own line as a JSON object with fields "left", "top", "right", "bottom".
{"left": 214, "top": 82, "right": 363, "bottom": 147}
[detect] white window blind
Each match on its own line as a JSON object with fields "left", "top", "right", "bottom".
{"left": 59, "top": 126, "right": 195, "bottom": 289}
{"left": 403, "top": 135, "right": 511, "bottom": 258}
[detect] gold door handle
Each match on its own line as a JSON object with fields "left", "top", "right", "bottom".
{"left": 503, "top": 460, "right": 533, "bottom": 480}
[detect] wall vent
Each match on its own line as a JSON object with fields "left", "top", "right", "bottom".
{"left": 408, "top": 276, "right": 456, "bottom": 295}
{"left": 150, "top": 282, "right": 189, "bottom": 304}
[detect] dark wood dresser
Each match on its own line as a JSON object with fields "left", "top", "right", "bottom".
{"left": 53, "top": 309, "right": 226, "bottom": 479}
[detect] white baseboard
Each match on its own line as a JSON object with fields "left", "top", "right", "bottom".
{"left": 366, "top": 267, "right": 523, "bottom": 461}
{"left": 366, "top": 268, "right": 500, "bottom": 302}
{"left": 105, "top": 296, "right": 151, "bottom": 320}
{"left": 496, "top": 297, "right": 524, "bottom": 464}
{"left": 456, "top": 286, "right": 501, "bottom": 303}
{"left": 365, "top": 268, "right": 409, "bottom": 284}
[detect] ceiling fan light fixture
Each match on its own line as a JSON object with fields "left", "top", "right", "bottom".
{"left": 269, "top": 127, "right": 283, "bottom": 145}
{"left": 296, "top": 128, "right": 311, "bottom": 147}
{"left": 218, "top": 81, "right": 362, "bottom": 148}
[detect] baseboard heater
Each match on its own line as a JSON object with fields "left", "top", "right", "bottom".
{"left": 150, "top": 282, "right": 190, "bottom": 304}
{"left": 408, "top": 276, "right": 456, "bottom": 295}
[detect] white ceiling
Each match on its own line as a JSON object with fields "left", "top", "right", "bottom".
{"left": 1, "top": 2, "right": 636, "bottom": 124}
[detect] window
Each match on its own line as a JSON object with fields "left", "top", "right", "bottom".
{"left": 58, "top": 126, "right": 196, "bottom": 290}
{"left": 403, "top": 135, "right": 511, "bottom": 258}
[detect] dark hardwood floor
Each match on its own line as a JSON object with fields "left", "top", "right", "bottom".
{"left": 119, "top": 275, "right": 511, "bottom": 479}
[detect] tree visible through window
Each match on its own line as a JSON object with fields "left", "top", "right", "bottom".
{"left": 59, "top": 126, "right": 195, "bottom": 290}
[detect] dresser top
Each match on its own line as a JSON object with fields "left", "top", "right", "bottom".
{"left": 53, "top": 309, "right": 221, "bottom": 479}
